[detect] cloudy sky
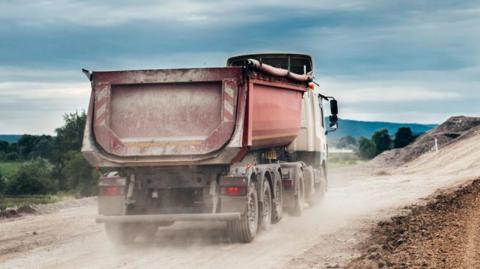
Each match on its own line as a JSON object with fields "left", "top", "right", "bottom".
{"left": 1, "top": 0, "right": 479, "bottom": 134}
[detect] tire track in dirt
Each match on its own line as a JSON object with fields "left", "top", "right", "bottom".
{"left": 463, "top": 194, "right": 480, "bottom": 268}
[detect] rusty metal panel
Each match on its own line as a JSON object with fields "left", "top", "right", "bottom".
{"left": 90, "top": 67, "right": 241, "bottom": 157}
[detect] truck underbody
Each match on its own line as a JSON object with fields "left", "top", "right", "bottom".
{"left": 95, "top": 150, "right": 327, "bottom": 243}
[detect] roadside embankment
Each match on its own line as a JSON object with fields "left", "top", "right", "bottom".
{"left": 374, "top": 116, "right": 480, "bottom": 168}
{"left": 348, "top": 178, "right": 480, "bottom": 269}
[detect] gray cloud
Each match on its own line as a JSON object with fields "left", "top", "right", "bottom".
{"left": 0, "top": 0, "right": 479, "bottom": 133}
{"left": 0, "top": 0, "right": 367, "bottom": 27}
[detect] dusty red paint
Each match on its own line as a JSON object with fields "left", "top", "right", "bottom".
{"left": 86, "top": 66, "right": 306, "bottom": 162}
{"left": 247, "top": 78, "right": 305, "bottom": 149}
{"left": 91, "top": 68, "right": 241, "bottom": 157}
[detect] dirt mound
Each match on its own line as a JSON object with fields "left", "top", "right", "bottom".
{"left": 374, "top": 116, "right": 480, "bottom": 167}
{"left": 347, "top": 178, "right": 480, "bottom": 269}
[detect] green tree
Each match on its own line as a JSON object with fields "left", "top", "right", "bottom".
{"left": 31, "top": 136, "right": 54, "bottom": 159}
{"left": 51, "top": 111, "right": 87, "bottom": 190}
{"left": 62, "top": 151, "right": 99, "bottom": 196}
{"left": 5, "top": 152, "right": 19, "bottom": 161}
{"left": 16, "top": 135, "right": 54, "bottom": 160}
{"left": 1, "top": 111, "right": 96, "bottom": 196}
{"left": 7, "top": 143, "right": 17, "bottom": 154}
{"left": 0, "top": 171, "right": 6, "bottom": 194}
{"left": 53, "top": 112, "right": 86, "bottom": 157}
{"left": 17, "top": 134, "right": 38, "bottom": 159}
{"left": 6, "top": 159, "right": 57, "bottom": 195}
{"left": 357, "top": 137, "right": 376, "bottom": 159}
{"left": 394, "top": 127, "right": 415, "bottom": 148}
{"left": 0, "top": 140, "right": 8, "bottom": 152}
{"left": 371, "top": 129, "right": 392, "bottom": 156}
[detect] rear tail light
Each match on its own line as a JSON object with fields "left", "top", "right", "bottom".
{"left": 221, "top": 186, "right": 247, "bottom": 196}
{"left": 100, "top": 186, "right": 123, "bottom": 196}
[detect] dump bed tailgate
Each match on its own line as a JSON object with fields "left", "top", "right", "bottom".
{"left": 90, "top": 67, "right": 241, "bottom": 157}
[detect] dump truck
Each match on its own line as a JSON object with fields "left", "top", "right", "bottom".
{"left": 81, "top": 53, "right": 339, "bottom": 243}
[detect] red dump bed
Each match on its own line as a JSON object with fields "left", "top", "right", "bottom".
{"left": 89, "top": 68, "right": 241, "bottom": 157}
{"left": 83, "top": 64, "right": 307, "bottom": 166}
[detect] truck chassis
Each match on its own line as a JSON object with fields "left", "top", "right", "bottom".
{"left": 96, "top": 152, "right": 327, "bottom": 243}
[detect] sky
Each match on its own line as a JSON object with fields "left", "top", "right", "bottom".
{"left": 0, "top": 0, "right": 479, "bottom": 134}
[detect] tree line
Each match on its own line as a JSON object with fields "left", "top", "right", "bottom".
{"left": 0, "top": 112, "right": 98, "bottom": 196}
{"left": 336, "top": 127, "right": 418, "bottom": 159}
{"left": 0, "top": 117, "right": 421, "bottom": 196}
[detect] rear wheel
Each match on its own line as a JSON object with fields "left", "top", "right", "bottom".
{"left": 304, "top": 166, "right": 315, "bottom": 206}
{"left": 105, "top": 223, "right": 138, "bottom": 245}
{"left": 271, "top": 177, "right": 283, "bottom": 224}
{"left": 260, "top": 181, "right": 272, "bottom": 231}
{"left": 309, "top": 166, "right": 327, "bottom": 207}
{"left": 227, "top": 182, "right": 258, "bottom": 243}
{"left": 291, "top": 172, "right": 305, "bottom": 216}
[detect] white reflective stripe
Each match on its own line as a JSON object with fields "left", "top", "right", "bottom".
{"left": 96, "top": 89, "right": 108, "bottom": 100}
{"left": 96, "top": 104, "right": 106, "bottom": 118}
{"left": 225, "top": 87, "right": 234, "bottom": 98}
{"left": 224, "top": 102, "right": 234, "bottom": 115}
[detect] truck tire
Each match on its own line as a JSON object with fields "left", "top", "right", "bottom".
{"left": 227, "top": 182, "right": 258, "bottom": 243}
{"left": 291, "top": 172, "right": 305, "bottom": 216}
{"left": 105, "top": 223, "right": 138, "bottom": 245}
{"left": 271, "top": 178, "right": 283, "bottom": 224}
{"left": 260, "top": 181, "right": 272, "bottom": 231}
{"left": 309, "top": 166, "right": 327, "bottom": 207}
{"left": 304, "top": 166, "right": 315, "bottom": 206}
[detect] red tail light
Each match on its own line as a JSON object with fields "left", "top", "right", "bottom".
{"left": 101, "top": 186, "right": 121, "bottom": 196}
{"left": 222, "top": 186, "right": 247, "bottom": 196}
{"left": 227, "top": 187, "right": 240, "bottom": 195}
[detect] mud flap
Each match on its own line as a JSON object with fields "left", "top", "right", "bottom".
{"left": 218, "top": 175, "right": 248, "bottom": 213}
{"left": 98, "top": 172, "right": 127, "bottom": 215}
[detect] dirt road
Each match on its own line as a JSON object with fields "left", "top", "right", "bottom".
{"left": 1, "top": 154, "right": 479, "bottom": 269}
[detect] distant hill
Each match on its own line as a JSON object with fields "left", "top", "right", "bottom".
{"left": 0, "top": 135, "right": 22, "bottom": 143}
{"left": 329, "top": 119, "right": 437, "bottom": 140}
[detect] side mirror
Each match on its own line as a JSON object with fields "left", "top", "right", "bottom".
{"left": 329, "top": 114, "right": 338, "bottom": 128}
{"left": 326, "top": 99, "right": 338, "bottom": 134}
{"left": 330, "top": 99, "right": 338, "bottom": 115}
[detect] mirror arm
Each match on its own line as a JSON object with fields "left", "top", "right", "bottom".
{"left": 325, "top": 126, "right": 338, "bottom": 135}
{"left": 312, "top": 81, "right": 335, "bottom": 101}
{"left": 318, "top": 93, "right": 335, "bottom": 101}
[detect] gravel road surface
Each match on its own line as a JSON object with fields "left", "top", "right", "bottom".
{"left": 1, "top": 159, "right": 478, "bottom": 269}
